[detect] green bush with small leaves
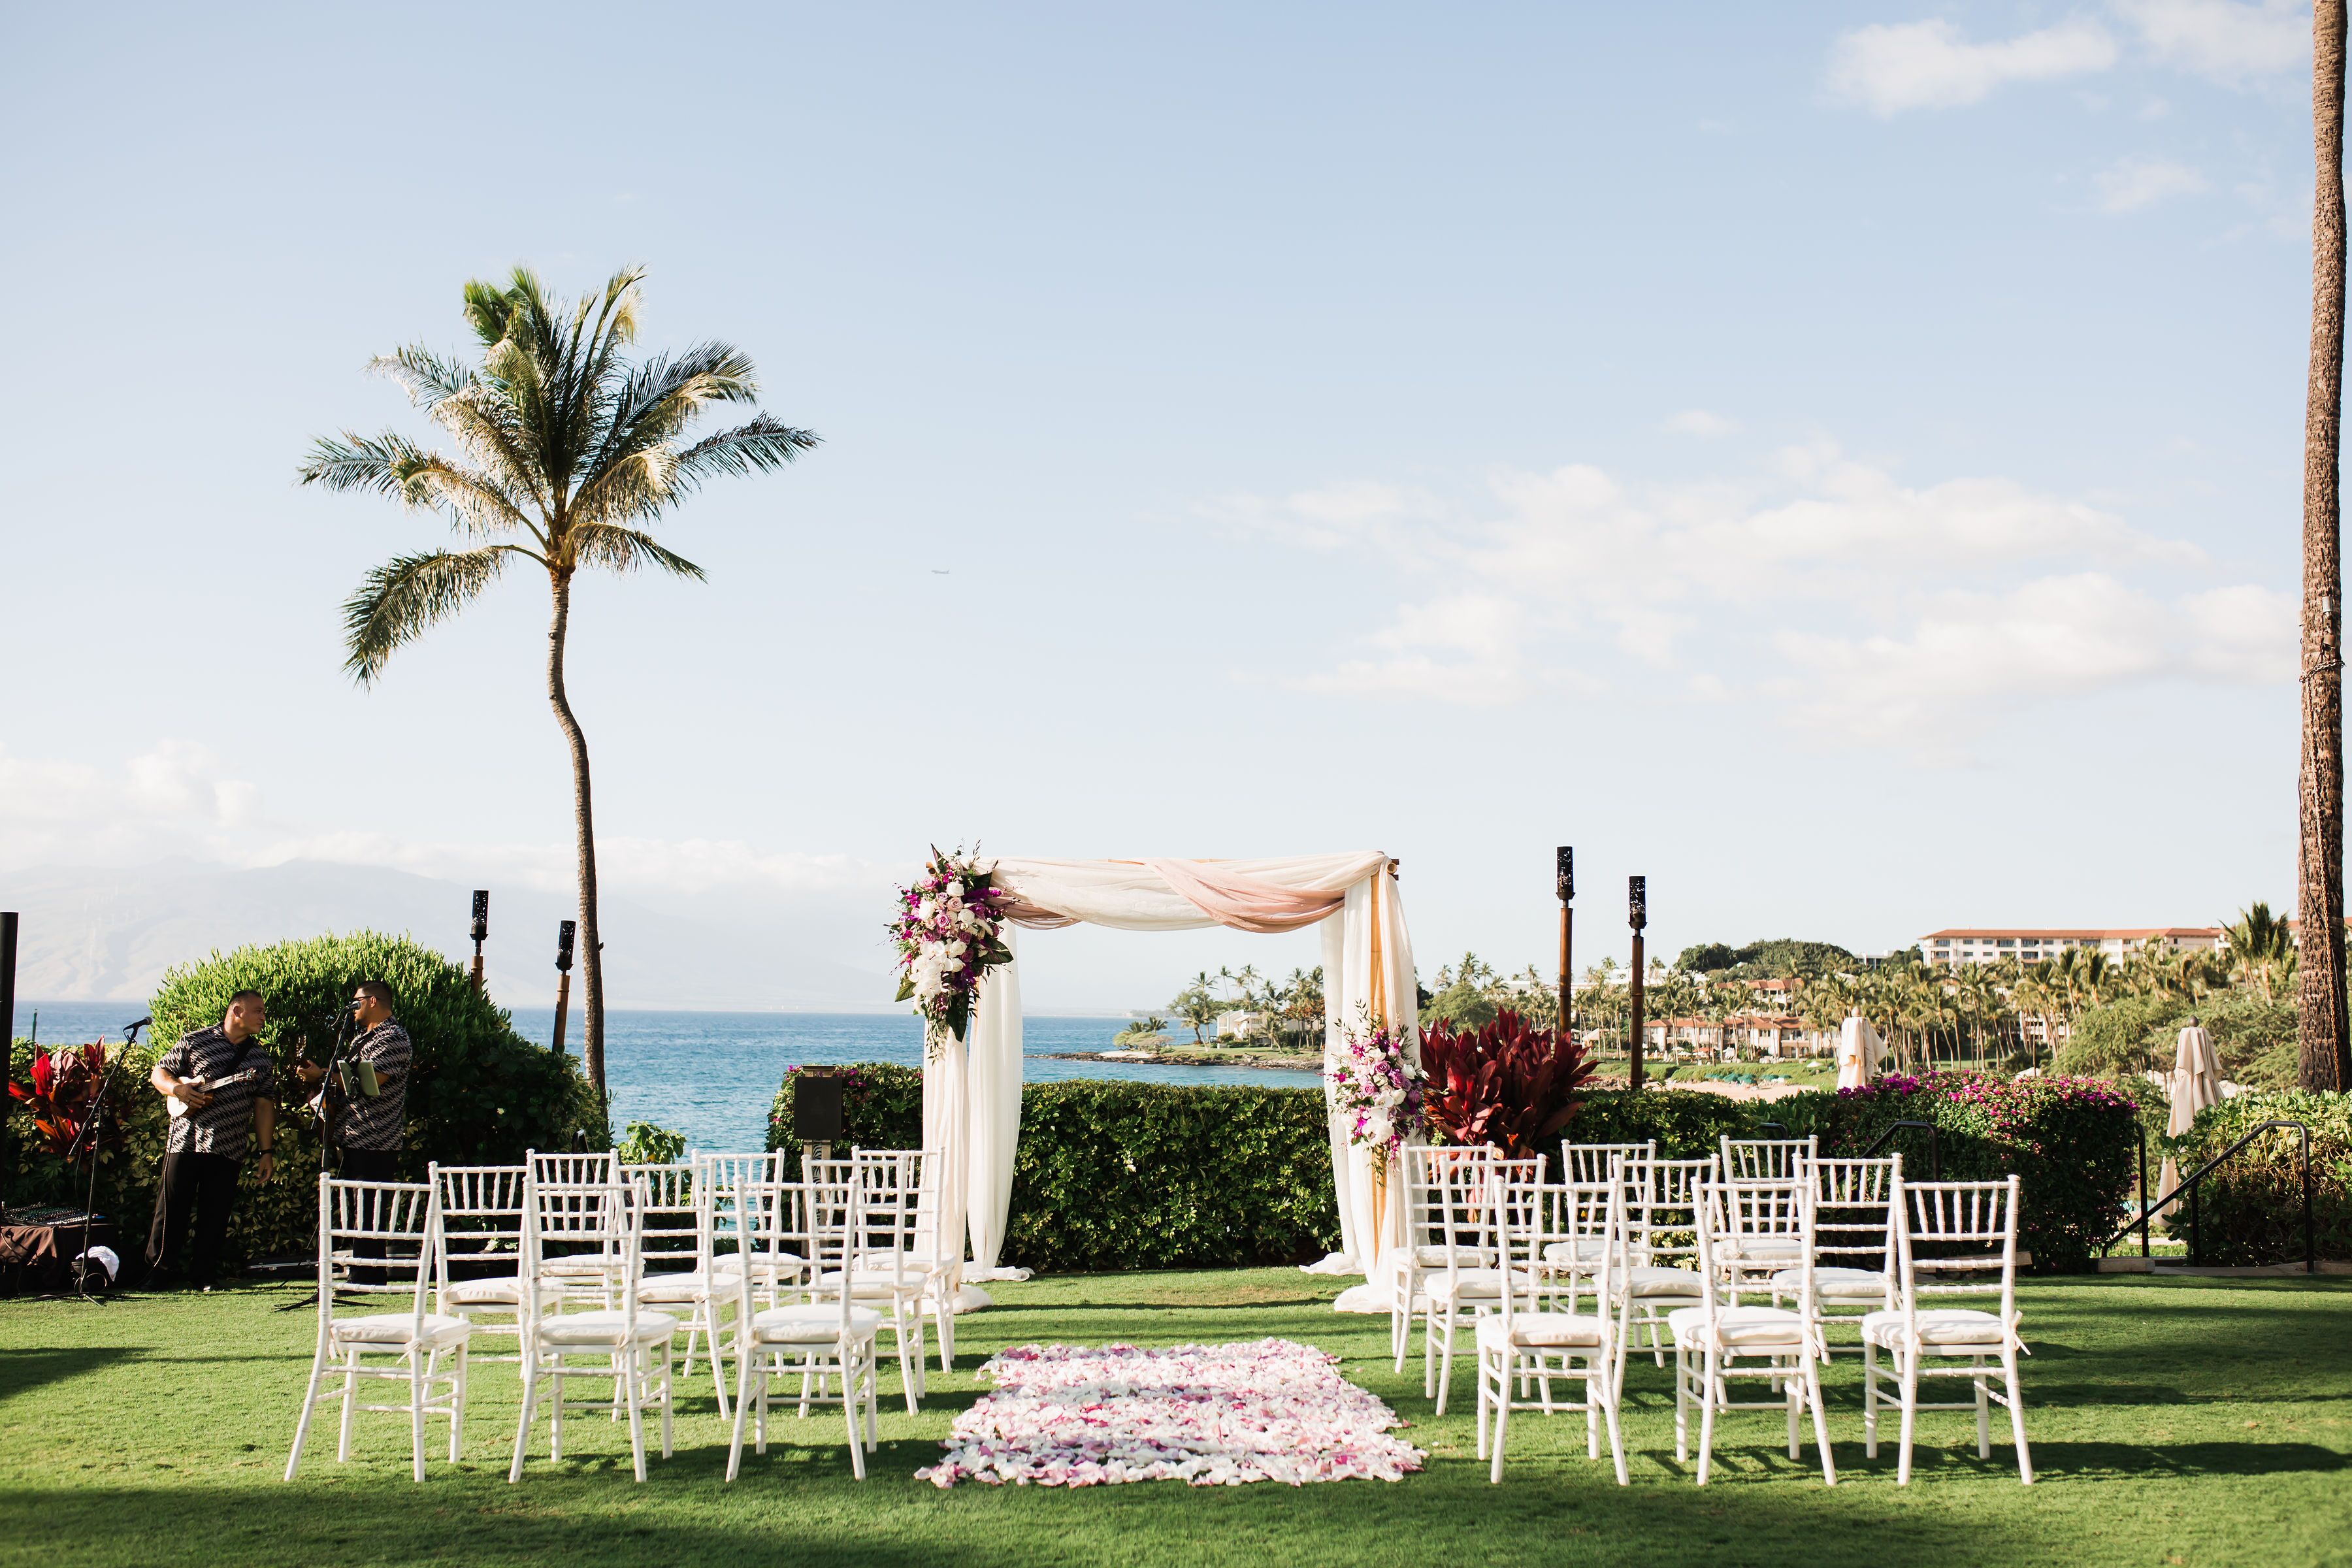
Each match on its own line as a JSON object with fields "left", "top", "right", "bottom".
{"left": 2163, "top": 1088, "right": 2352, "bottom": 1264}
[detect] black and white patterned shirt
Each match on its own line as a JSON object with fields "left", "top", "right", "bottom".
{"left": 337, "top": 1020, "right": 412, "bottom": 1152}
{"left": 159, "top": 1026, "right": 276, "bottom": 1159}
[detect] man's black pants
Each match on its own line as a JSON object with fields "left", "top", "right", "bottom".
{"left": 335, "top": 1146, "right": 402, "bottom": 1285}
{"left": 146, "top": 1151, "right": 240, "bottom": 1285}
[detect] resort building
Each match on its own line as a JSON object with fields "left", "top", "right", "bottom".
{"left": 1642, "top": 1013, "right": 1837, "bottom": 1060}
{"left": 1919, "top": 928, "right": 2222, "bottom": 969}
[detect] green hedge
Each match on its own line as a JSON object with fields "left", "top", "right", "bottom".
{"left": 768, "top": 1066, "right": 1337, "bottom": 1272}
{"left": 7, "top": 931, "right": 602, "bottom": 1271}
{"left": 2164, "top": 1089, "right": 2352, "bottom": 1265}
{"left": 1563, "top": 1088, "right": 1770, "bottom": 1160}
{"left": 1777, "top": 1072, "right": 2147, "bottom": 1273}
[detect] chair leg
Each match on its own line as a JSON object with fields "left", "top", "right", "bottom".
{"left": 1974, "top": 1354, "right": 1992, "bottom": 1459}
{"left": 1673, "top": 1343, "right": 1690, "bottom": 1463}
{"left": 1695, "top": 1347, "right": 1720, "bottom": 1486}
{"left": 1488, "top": 1356, "right": 1511, "bottom": 1485}
{"left": 1897, "top": 1352, "right": 1919, "bottom": 1486}
{"left": 285, "top": 1352, "right": 326, "bottom": 1482}
{"left": 1786, "top": 1356, "right": 1801, "bottom": 1460}
{"left": 625, "top": 1348, "right": 649, "bottom": 1484}
{"left": 508, "top": 1363, "right": 540, "bottom": 1483}
{"left": 845, "top": 1350, "right": 868, "bottom": 1480}
{"left": 451, "top": 1342, "right": 468, "bottom": 1463}
{"left": 1473, "top": 1350, "right": 1491, "bottom": 1460}
{"left": 1435, "top": 1303, "right": 1460, "bottom": 1416}
{"left": 336, "top": 1348, "right": 359, "bottom": 1463}
{"left": 1803, "top": 1354, "right": 1836, "bottom": 1486}
{"left": 2002, "top": 1347, "right": 2034, "bottom": 1485}
{"left": 1863, "top": 1336, "right": 1880, "bottom": 1458}
{"left": 410, "top": 1350, "right": 428, "bottom": 1483}
{"left": 550, "top": 1367, "right": 566, "bottom": 1463}
{"left": 726, "top": 1348, "right": 757, "bottom": 1482}
{"left": 1601, "top": 1368, "right": 1629, "bottom": 1486}
{"left": 661, "top": 1345, "right": 676, "bottom": 1460}
{"left": 710, "top": 1307, "right": 732, "bottom": 1421}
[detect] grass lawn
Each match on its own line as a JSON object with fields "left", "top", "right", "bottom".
{"left": 3, "top": 1270, "right": 2349, "bottom": 1568}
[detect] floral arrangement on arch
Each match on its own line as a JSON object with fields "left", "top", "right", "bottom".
{"left": 1325, "top": 1011, "right": 1426, "bottom": 1158}
{"left": 891, "top": 847, "right": 1015, "bottom": 1049}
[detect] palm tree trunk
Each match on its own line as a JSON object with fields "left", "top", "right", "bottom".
{"left": 547, "top": 572, "right": 608, "bottom": 1109}
{"left": 2304, "top": 0, "right": 2352, "bottom": 1094}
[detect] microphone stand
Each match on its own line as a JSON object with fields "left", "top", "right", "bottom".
{"left": 275, "top": 1004, "right": 358, "bottom": 1315}
{"left": 65, "top": 1019, "right": 144, "bottom": 1303}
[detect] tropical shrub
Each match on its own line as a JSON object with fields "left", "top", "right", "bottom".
{"left": 617, "top": 1120, "right": 688, "bottom": 1166}
{"left": 1421, "top": 1009, "right": 1592, "bottom": 1156}
{"left": 1777, "top": 1073, "right": 2146, "bottom": 1272}
{"left": 2162, "top": 1089, "right": 2352, "bottom": 1265}
{"left": 2058, "top": 989, "right": 2298, "bottom": 1089}
{"left": 767, "top": 1066, "right": 1337, "bottom": 1271}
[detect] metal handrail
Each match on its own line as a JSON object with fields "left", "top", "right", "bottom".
{"left": 1861, "top": 1119, "right": 1941, "bottom": 1179}
{"left": 2105, "top": 1119, "right": 2313, "bottom": 1273}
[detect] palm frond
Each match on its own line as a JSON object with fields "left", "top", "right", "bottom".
{"left": 368, "top": 344, "right": 478, "bottom": 410}
{"left": 299, "top": 431, "right": 538, "bottom": 540}
{"left": 670, "top": 416, "right": 822, "bottom": 488}
{"left": 568, "top": 523, "right": 706, "bottom": 580}
{"left": 297, "top": 431, "right": 434, "bottom": 498}
{"left": 340, "top": 546, "right": 525, "bottom": 685}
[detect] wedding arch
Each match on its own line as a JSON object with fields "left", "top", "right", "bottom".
{"left": 917, "top": 851, "right": 1418, "bottom": 1315}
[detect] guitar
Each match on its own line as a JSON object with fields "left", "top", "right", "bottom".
{"left": 165, "top": 1066, "right": 261, "bottom": 1119}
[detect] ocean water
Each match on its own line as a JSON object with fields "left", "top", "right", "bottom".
{"left": 10, "top": 1002, "right": 1315, "bottom": 1154}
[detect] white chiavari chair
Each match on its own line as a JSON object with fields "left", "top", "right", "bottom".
{"left": 1775, "top": 1156, "right": 1900, "bottom": 1355}
{"left": 508, "top": 1179, "right": 678, "bottom": 1484}
{"left": 823, "top": 1149, "right": 942, "bottom": 1411}
{"left": 1477, "top": 1171, "right": 1627, "bottom": 1485}
{"left": 1862, "top": 1175, "right": 2033, "bottom": 1484}
{"left": 1720, "top": 1134, "right": 1819, "bottom": 1182}
{"left": 431, "top": 1163, "right": 557, "bottom": 1361}
{"left": 1424, "top": 1154, "right": 1543, "bottom": 1416}
{"left": 627, "top": 1161, "right": 736, "bottom": 1415}
{"left": 1608, "top": 1155, "right": 1715, "bottom": 1393}
{"left": 527, "top": 1151, "right": 623, "bottom": 1296}
{"left": 1550, "top": 1142, "right": 1654, "bottom": 1266}
{"left": 1394, "top": 1145, "right": 1488, "bottom": 1375}
{"left": 1669, "top": 1180, "right": 1835, "bottom": 1486}
{"left": 286, "top": 1176, "right": 471, "bottom": 1482}
{"left": 727, "top": 1164, "right": 881, "bottom": 1480}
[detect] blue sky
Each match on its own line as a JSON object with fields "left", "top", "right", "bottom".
{"left": 0, "top": 2, "right": 2323, "bottom": 1006}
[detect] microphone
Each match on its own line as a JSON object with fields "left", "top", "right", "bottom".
{"left": 121, "top": 1016, "right": 152, "bottom": 1043}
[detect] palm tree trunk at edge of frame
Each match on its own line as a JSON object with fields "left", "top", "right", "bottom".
{"left": 547, "top": 571, "right": 609, "bottom": 1109}
{"left": 2303, "top": 0, "right": 2352, "bottom": 1093}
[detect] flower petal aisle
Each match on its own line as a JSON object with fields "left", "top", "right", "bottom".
{"left": 916, "top": 1339, "right": 1424, "bottom": 1488}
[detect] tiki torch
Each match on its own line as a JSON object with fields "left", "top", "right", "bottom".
{"left": 552, "top": 919, "right": 576, "bottom": 1055}
{"left": 1554, "top": 847, "right": 1574, "bottom": 1038}
{"left": 1628, "top": 875, "right": 1648, "bottom": 1092}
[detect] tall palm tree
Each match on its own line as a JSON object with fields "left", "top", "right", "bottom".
{"left": 299, "top": 267, "right": 818, "bottom": 1106}
{"left": 2224, "top": 902, "right": 2295, "bottom": 1002}
{"left": 2306, "top": 0, "right": 2352, "bottom": 1092}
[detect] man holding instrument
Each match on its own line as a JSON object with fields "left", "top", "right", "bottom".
{"left": 146, "top": 990, "right": 276, "bottom": 1288}
{"left": 295, "top": 979, "right": 410, "bottom": 1180}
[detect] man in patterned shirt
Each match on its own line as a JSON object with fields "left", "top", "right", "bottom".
{"left": 295, "top": 979, "right": 410, "bottom": 1180}
{"left": 147, "top": 990, "right": 277, "bottom": 1287}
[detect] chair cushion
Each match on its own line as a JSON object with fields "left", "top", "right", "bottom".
{"left": 1771, "top": 1266, "right": 1887, "bottom": 1301}
{"left": 748, "top": 1303, "right": 885, "bottom": 1344}
{"left": 1613, "top": 1264, "right": 1707, "bottom": 1298}
{"left": 816, "top": 1267, "right": 937, "bottom": 1293}
{"left": 1861, "top": 1308, "right": 2009, "bottom": 1348}
{"left": 535, "top": 1309, "right": 680, "bottom": 1346}
{"left": 446, "top": 1277, "right": 564, "bottom": 1308}
{"left": 1424, "top": 1268, "right": 1530, "bottom": 1301}
{"left": 636, "top": 1272, "right": 722, "bottom": 1305}
{"left": 1669, "top": 1304, "right": 1808, "bottom": 1349}
{"left": 1542, "top": 1239, "right": 1612, "bottom": 1264}
{"left": 1477, "top": 1311, "right": 1606, "bottom": 1350}
{"left": 1720, "top": 1237, "right": 1805, "bottom": 1261}
{"left": 712, "top": 1252, "right": 804, "bottom": 1276}
{"left": 331, "top": 1312, "right": 472, "bottom": 1347}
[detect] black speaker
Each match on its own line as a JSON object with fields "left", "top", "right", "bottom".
{"left": 794, "top": 1073, "right": 845, "bottom": 1143}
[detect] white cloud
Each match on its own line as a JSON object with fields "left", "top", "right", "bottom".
{"left": 1235, "top": 444, "right": 2281, "bottom": 760}
{"left": 2113, "top": 0, "right": 2310, "bottom": 85}
{"left": 2097, "top": 155, "right": 2211, "bottom": 211}
{"left": 1665, "top": 409, "right": 1739, "bottom": 436}
{"left": 1827, "top": 16, "right": 2119, "bottom": 114}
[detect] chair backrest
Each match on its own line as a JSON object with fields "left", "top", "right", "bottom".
{"left": 1632, "top": 1156, "right": 1717, "bottom": 1273}
{"left": 1494, "top": 1169, "right": 1618, "bottom": 1343}
{"left": 1809, "top": 1155, "right": 1902, "bottom": 1268}
{"left": 850, "top": 1148, "right": 936, "bottom": 1273}
{"left": 1695, "top": 1180, "right": 1818, "bottom": 1330}
{"left": 430, "top": 1163, "right": 528, "bottom": 1281}
{"left": 738, "top": 1170, "right": 860, "bottom": 1335}
{"left": 697, "top": 1152, "right": 779, "bottom": 1269}
{"left": 1891, "top": 1176, "right": 2021, "bottom": 1324}
{"left": 623, "top": 1162, "right": 702, "bottom": 1277}
{"left": 1426, "top": 1147, "right": 1507, "bottom": 1272}
{"left": 1720, "top": 1135, "right": 1819, "bottom": 1181}
{"left": 314, "top": 1175, "right": 440, "bottom": 1339}
{"left": 530, "top": 1149, "right": 617, "bottom": 1186}
{"left": 525, "top": 1176, "right": 627, "bottom": 1286}
{"left": 1402, "top": 1145, "right": 1488, "bottom": 1264}
{"left": 1560, "top": 1140, "right": 1656, "bottom": 1186}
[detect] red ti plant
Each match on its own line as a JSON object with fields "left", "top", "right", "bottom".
{"left": 8, "top": 1042, "right": 128, "bottom": 1165}
{"left": 1419, "top": 1009, "right": 1595, "bottom": 1157}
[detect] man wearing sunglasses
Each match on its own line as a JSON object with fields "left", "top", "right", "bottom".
{"left": 293, "top": 979, "right": 411, "bottom": 1179}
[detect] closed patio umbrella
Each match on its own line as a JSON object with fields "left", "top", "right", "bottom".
{"left": 2155, "top": 1020, "right": 2222, "bottom": 1209}
{"left": 1835, "top": 1012, "right": 1884, "bottom": 1091}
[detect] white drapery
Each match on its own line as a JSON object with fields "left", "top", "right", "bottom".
{"left": 917, "top": 851, "right": 1416, "bottom": 1313}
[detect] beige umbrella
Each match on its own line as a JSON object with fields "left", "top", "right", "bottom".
{"left": 1835, "top": 1012, "right": 1884, "bottom": 1091}
{"left": 2155, "top": 1020, "right": 2222, "bottom": 1208}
